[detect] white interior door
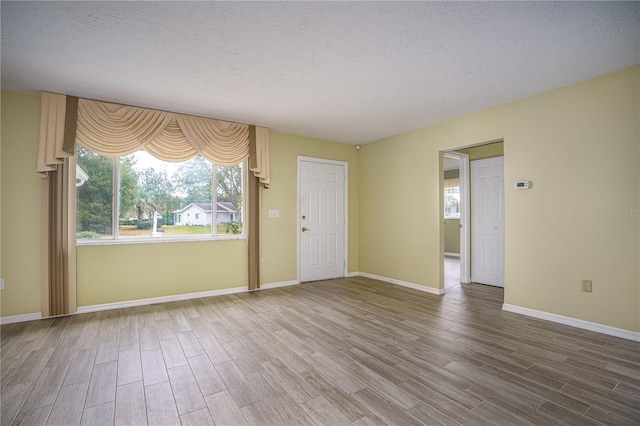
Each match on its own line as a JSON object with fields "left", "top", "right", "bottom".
{"left": 299, "top": 159, "right": 346, "bottom": 282}
{"left": 471, "top": 156, "right": 505, "bottom": 287}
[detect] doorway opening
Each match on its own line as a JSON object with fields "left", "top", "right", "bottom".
{"left": 441, "top": 140, "right": 504, "bottom": 290}
{"left": 443, "top": 151, "right": 469, "bottom": 290}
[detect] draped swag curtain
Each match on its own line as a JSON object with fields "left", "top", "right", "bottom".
{"left": 444, "top": 178, "right": 459, "bottom": 191}
{"left": 38, "top": 93, "right": 269, "bottom": 316}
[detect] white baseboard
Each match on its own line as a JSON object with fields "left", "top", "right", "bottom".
{"left": 444, "top": 252, "right": 460, "bottom": 258}
{"left": 502, "top": 303, "right": 640, "bottom": 342}
{"left": 357, "top": 272, "right": 445, "bottom": 295}
{"left": 260, "top": 280, "right": 299, "bottom": 290}
{"left": 345, "top": 272, "right": 359, "bottom": 278}
{"left": 3, "top": 274, "right": 445, "bottom": 325}
{"left": 2, "top": 281, "right": 307, "bottom": 323}
{"left": 77, "top": 286, "right": 248, "bottom": 314}
{"left": 0, "top": 312, "right": 42, "bottom": 325}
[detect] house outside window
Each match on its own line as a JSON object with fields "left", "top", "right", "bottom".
{"left": 76, "top": 147, "right": 244, "bottom": 242}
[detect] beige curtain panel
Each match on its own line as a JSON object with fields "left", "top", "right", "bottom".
{"left": 37, "top": 92, "right": 76, "bottom": 175}
{"left": 249, "top": 125, "right": 271, "bottom": 188}
{"left": 42, "top": 158, "right": 77, "bottom": 317}
{"left": 37, "top": 92, "right": 78, "bottom": 317}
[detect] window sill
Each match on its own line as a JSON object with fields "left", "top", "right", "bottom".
{"left": 77, "top": 234, "right": 247, "bottom": 246}
{"left": 444, "top": 216, "right": 461, "bottom": 220}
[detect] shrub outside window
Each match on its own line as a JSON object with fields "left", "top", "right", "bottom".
{"left": 76, "top": 147, "right": 245, "bottom": 242}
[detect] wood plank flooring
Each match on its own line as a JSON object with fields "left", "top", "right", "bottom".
{"left": 2, "top": 275, "right": 639, "bottom": 425}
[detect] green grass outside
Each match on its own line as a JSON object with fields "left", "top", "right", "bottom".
{"left": 78, "top": 224, "right": 243, "bottom": 240}
{"left": 118, "top": 224, "right": 237, "bottom": 238}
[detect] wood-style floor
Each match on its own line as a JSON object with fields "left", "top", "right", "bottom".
{"left": 2, "top": 269, "right": 639, "bottom": 425}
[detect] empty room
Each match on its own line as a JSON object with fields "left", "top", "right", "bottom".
{"left": 1, "top": 2, "right": 639, "bottom": 425}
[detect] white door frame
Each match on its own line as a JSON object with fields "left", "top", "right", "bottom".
{"left": 443, "top": 151, "right": 471, "bottom": 284}
{"left": 297, "top": 156, "right": 348, "bottom": 283}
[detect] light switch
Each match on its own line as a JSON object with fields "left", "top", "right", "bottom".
{"left": 269, "top": 210, "right": 280, "bottom": 218}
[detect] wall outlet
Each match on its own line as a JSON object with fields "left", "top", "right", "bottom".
{"left": 582, "top": 279, "right": 593, "bottom": 293}
{"left": 268, "top": 210, "right": 279, "bottom": 218}
{"left": 0, "top": 278, "right": 4, "bottom": 290}
{"left": 259, "top": 258, "right": 264, "bottom": 266}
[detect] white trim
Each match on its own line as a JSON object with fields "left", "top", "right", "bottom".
{"left": 443, "top": 151, "right": 470, "bottom": 284}
{"left": 77, "top": 286, "right": 247, "bottom": 314}
{"left": 502, "top": 303, "right": 640, "bottom": 342}
{"left": 358, "top": 272, "right": 446, "bottom": 295}
{"left": 444, "top": 252, "right": 460, "bottom": 258}
{"left": 345, "top": 271, "right": 359, "bottom": 278}
{"left": 0, "top": 312, "right": 42, "bottom": 325}
{"left": 297, "top": 156, "right": 349, "bottom": 283}
{"left": 77, "top": 234, "right": 247, "bottom": 246}
{"left": 260, "top": 280, "right": 300, "bottom": 290}
{"left": 1, "top": 281, "right": 302, "bottom": 324}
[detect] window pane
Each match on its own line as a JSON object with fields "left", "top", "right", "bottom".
{"left": 444, "top": 178, "right": 460, "bottom": 218}
{"left": 216, "top": 163, "right": 243, "bottom": 235}
{"left": 119, "top": 152, "right": 213, "bottom": 238}
{"left": 76, "top": 146, "right": 114, "bottom": 239}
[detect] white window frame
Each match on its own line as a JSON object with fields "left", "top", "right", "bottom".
{"left": 77, "top": 153, "right": 247, "bottom": 246}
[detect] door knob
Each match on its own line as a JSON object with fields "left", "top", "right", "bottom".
{"left": 302, "top": 227, "right": 311, "bottom": 232}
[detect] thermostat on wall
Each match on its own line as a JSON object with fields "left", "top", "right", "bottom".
{"left": 514, "top": 180, "right": 530, "bottom": 190}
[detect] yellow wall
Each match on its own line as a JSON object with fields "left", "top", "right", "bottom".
{"left": 77, "top": 240, "right": 247, "bottom": 306}
{"left": 261, "top": 131, "right": 359, "bottom": 284}
{"left": 444, "top": 219, "right": 460, "bottom": 254}
{"left": 0, "top": 91, "right": 42, "bottom": 317}
{"left": 360, "top": 66, "right": 639, "bottom": 332}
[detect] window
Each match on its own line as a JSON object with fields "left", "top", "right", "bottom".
{"left": 444, "top": 178, "right": 460, "bottom": 219}
{"left": 76, "top": 146, "right": 245, "bottom": 242}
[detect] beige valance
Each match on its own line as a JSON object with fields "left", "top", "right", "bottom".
{"left": 38, "top": 93, "right": 270, "bottom": 186}
{"left": 76, "top": 98, "right": 250, "bottom": 166}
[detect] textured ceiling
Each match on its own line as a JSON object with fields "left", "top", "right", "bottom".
{"left": 2, "top": 2, "right": 638, "bottom": 144}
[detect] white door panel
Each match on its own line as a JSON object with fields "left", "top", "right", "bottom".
{"left": 300, "top": 160, "right": 345, "bottom": 282}
{"left": 471, "top": 157, "right": 504, "bottom": 287}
